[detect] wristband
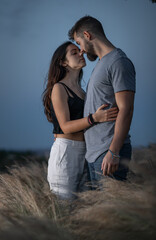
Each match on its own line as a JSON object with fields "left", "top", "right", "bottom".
{"left": 108, "top": 149, "right": 120, "bottom": 160}
{"left": 87, "top": 114, "right": 95, "bottom": 126}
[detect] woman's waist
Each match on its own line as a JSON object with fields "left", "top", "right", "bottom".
{"left": 54, "top": 135, "right": 86, "bottom": 148}
{"left": 54, "top": 131, "right": 84, "bottom": 142}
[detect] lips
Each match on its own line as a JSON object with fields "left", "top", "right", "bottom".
{"left": 80, "top": 58, "right": 85, "bottom": 62}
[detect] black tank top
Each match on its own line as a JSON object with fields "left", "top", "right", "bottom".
{"left": 50, "top": 82, "right": 85, "bottom": 134}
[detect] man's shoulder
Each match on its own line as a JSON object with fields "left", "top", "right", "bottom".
{"left": 101, "top": 48, "right": 127, "bottom": 69}
{"left": 111, "top": 48, "right": 127, "bottom": 61}
{"left": 109, "top": 49, "right": 135, "bottom": 71}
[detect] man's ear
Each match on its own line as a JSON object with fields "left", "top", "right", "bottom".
{"left": 83, "top": 31, "right": 92, "bottom": 40}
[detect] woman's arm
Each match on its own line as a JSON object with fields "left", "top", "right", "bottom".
{"left": 52, "top": 84, "right": 118, "bottom": 134}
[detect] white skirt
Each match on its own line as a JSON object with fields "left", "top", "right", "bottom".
{"left": 47, "top": 138, "right": 88, "bottom": 199}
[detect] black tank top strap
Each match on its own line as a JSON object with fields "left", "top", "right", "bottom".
{"left": 57, "top": 82, "right": 77, "bottom": 98}
{"left": 57, "top": 82, "right": 71, "bottom": 97}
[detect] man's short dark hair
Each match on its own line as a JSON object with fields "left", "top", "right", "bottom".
{"left": 68, "top": 15, "right": 105, "bottom": 40}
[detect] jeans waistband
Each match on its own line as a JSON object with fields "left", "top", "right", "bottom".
{"left": 55, "top": 138, "right": 86, "bottom": 148}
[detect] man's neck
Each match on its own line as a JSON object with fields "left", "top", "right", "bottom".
{"left": 94, "top": 37, "right": 116, "bottom": 60}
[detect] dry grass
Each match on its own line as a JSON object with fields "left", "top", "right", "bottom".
{"left": 0, "top": 213, "right": 74, "bottom": 240}
{"left": 0, "top": 144, "right": 156, "bottom": 240}
{"left": 0, "top": 161, "right": 63, "bottom": 220}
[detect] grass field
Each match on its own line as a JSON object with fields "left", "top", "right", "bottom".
{"left": 0, "top": 144, "right": 156, "bottom": 240}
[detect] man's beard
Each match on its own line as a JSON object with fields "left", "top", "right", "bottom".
{"left": 85, "top": 41, "right": 98, "bottom": 61}
{"left": 87, "top": 52, "right": 98, "bottom": 61}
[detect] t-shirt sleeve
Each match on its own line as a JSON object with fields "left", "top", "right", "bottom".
{"left": 109, "top": 57, "right": 136, "bottom": 93}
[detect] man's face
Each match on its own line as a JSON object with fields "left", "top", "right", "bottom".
{"left": 74, "top": 32, "right": 97, "bottom": 61}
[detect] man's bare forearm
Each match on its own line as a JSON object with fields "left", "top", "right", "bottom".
{"left": 109, "top": 108, "right": 134, "bottom": 154}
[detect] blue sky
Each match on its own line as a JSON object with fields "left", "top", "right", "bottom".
{"left": 0, "top": 0, "right": 156, "bottom": 150}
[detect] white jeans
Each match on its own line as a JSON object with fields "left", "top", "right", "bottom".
{"left": 47, "top": 138, "right": 88, "bottom": 199}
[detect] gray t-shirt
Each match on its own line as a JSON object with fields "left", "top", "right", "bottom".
{"left": 84, "top": 48, "right": 136, "bottom": 163}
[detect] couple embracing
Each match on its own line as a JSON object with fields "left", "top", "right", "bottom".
{"left": 43, "top": 16, "right": 136, "bottom": 199}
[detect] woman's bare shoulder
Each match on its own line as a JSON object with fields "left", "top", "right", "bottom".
{"left": 52, "top": 82, "right": 67, "bottom": 99}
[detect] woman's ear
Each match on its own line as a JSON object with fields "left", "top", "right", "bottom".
{"left": 60, "top": 60, "right": 67, "bottom": 67}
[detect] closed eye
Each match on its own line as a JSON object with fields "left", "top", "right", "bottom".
{"left": 71, "top": 51, "right": 77, "bottom": 55}
{"left": 71, "top": 48, "right": 80, "bottom": 55}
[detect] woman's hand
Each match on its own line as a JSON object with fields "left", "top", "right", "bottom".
{"left": 93, "top": 104, "right": 118, "bottom": 123}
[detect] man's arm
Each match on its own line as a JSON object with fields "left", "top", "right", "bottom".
{"left": 101, "top": 90, "right": 135, "bottom": 175}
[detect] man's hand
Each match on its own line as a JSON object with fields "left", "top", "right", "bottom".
{"left": 101, "top": 151, "right": 119, "bottom": 176}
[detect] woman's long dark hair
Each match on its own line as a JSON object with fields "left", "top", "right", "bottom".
{"left": 42, "top": 41, "right": 83, "bottom": 123}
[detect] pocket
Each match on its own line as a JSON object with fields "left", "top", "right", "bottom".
{"left": 120, "top": 143, "right": 132, "bottom": 159}
{"left": 57, "top": 142, "right": 68, "bottom": 166}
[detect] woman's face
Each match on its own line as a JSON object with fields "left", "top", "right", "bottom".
{"left": 63, "top": 44, "right": 86, "bottom": 70}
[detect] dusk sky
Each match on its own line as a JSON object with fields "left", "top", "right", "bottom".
{"left": 0, "top": 0, "right": 156, "bottom": 150}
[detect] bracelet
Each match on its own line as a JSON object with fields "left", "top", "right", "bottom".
{"left": 87, "top": 114, "right": 95, "bottom": 126}
{"left": 108, "top": 149, "right": 120, "bottom": 160}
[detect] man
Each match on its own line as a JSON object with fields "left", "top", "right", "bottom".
{"left": 68, "top": 16, "right": 136, "bottom": 187}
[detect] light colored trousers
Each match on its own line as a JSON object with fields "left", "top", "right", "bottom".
{"left": 47, "top": 138, "right": 88, "bottom": 199}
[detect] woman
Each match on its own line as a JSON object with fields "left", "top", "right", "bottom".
{"left": 43, "top": 41, "right": 118, "bottom": 199}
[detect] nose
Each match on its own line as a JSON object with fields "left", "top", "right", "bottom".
{"left": 79, "top": 49, "right": 85, "bottom": 56}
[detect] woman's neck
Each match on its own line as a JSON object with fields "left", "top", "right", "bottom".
{"left": 62, "top": 69, "right": 80, "bottom": 87}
